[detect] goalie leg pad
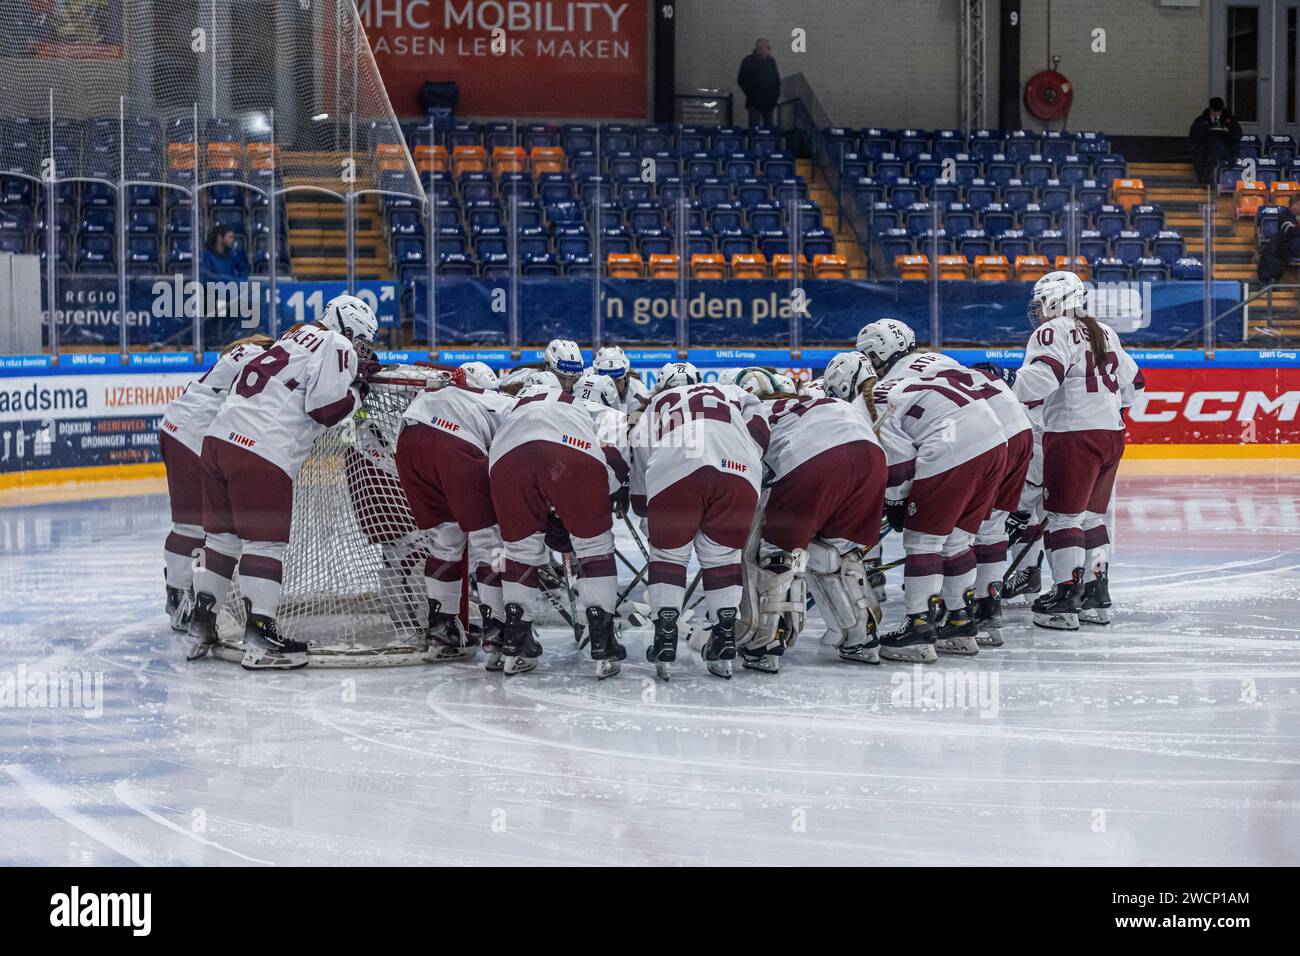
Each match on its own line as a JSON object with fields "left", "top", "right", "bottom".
{"left": 740, "top": 549, "right": 806, "bottom": 653}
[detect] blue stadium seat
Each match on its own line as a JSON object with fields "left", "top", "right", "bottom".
{"left": 1130, "top": 204, "right": 1165, "bottom": 239}
{"left": 1076, "top": 180, "right": 1108, "bottom": 212}
{"left": 800, "top": 228, "right": 836, "bottom": 257}
{"left": 710, "top": 205, "right": 744, "bottom": 233}
{"left": 393, "top": 237, "right": 428, "bottom": 280}
{"left": 438, "top": 251, "right": 475, "bottom": 276}
{"left": 1039, "top": 131, "right": 1072, "bottom": 164}
{"left": 210, "top": 207, "right": 245, "bottom": 235}
{"left": 516, "top": 227, "right": 550, "bottom": 259}
{"left": 166, "top": 235, "right": 192, "bottom": 272}
{"left": 711, "top": 127, "right": 746, "bottom": 156}
{"left": 1267, "top": 134, "right": 1296, "bottom": 164}
{"left": 687, "top": 153, "right": 720, "bottom": 183}
{"left": 637, "top": 229, "right": 673, "bottom": 257}
{"left": 895, "top": 129, "right": 929, "bottom": 162}
{"left": 0, "top": 233, "right": 25, "bottom": 254}
{"left": 678, "top": 126, "right": 711, "bottom": 153}
{"left": 749, "top": 128, "right": 783, "bottom": 158}
{"left": 128, "top": 207, "right": 160, "bottom": 235}
{"left": 1092, "top": 205, "right": 1128, "bottom": 239}
{"left": 858, "top": 128, "right": 893, "bottom": 160}
{"left": 748, "top": 203, "right": 782, "bottom": 233}
{"left": 1001, "top": 180, "right": 1034, "bottom": 213}
{"left": 968, "top": 129, "right": 1001, "bottom": 162}
{"left": 126, "top": 235, "right": 160, "bottom": 274}
{"left": 1134, "top": 256, "right": 1168, "bottom": 282}
{"left": 556, "top": 230, "right": 591, "bottom": 260}
{"left": 877, "top": 228, "right": 913, "bottom": 261}
{"left": 77, "top": 234, "right": 114, "bottom": 273}
{"left": 600, "top": 226, "right": 633, "bottom": 255}
{"left": 636, "top": 125, "right": 674, "bottom": 154}
{"left": 1020, "top": 204, "right": 1053, "bottom": 238}
{"left": 915, "top": 228, "right": 952, "bottom": 256}
{"left": 1057, "top": 155, "right": 1090, "bottom": 187}
{"left": 1038, "top": 180, "right": 1072, "bottom": 212}
{"left": 932, "top": 129, "right": 965, "bottom": 160}
{"left": 964, "top": 179, "right": 996, "bottom": 211}
{"left": 928, "top": 182, "right": 962, "bottom": 207}
{"left": 980, "top": 203, "right": 1014, "bottom": 237}
{"left": 734, "top": 178, "right": 771, "bottom": 208}
{"left": 1073, "top": 131, "right": 1109, "bottom": 155}
{"left": 1077, "top": 229, "right": 1107, "bottom": 261}
{"left": 1035, "top": 230, "right": 1067, "bottom": 261}
{"left": 942, "top": 202, "right": 975, "bottom": 235}
{"left": 904, "top": 202, "right": 934, "bottom": 237}
{"left": 1237, "top": 133, "right": 1262, "bottom": 160}
{"left": 1256, "top": 204, "right": 1286, "bottom": 239}
{"left": 910, "top": 154, "right": 942, "bottom": 185}
{"left": 773, "top": 178, "right": 809, "bottom": 203}
{"left": 1151, "top": 230, "right": 1185, "bottom": 262}
{"left": 80, "top": 207, "right": 115, "bottom": 235}
{"left": 889, "top": 179, "right": 923, "bottom": 210}
{"left": 1002, "top": 130, "right": 1035, "bottom": 162}
{"left": 1091, "top": 257, "right": 1130, "bottom": 282}
{"left": 996, "top": 230, "right": 1031, "bottom": 261}
{"left": 523, "top": 252, "right": 560, "bottom": 276}
{"left": 1112, "top": 230, "right": 1146, "bottom": 265}
{"left": 1021, "top": 156, "right": 1053, "bottom": 187}
{"left": 698, "top": 179, "right": 732, "bottom": 208}
{"left": 717, "top": 229, "right": 755, "bottom": 260}
{"left": 957, "top": 229, "right": 992, "bottom": 261}
{"left": 562, "top": 252, "right": 594, "bottom": 276}
{"left": 561, "top": 124, "right": 595, "bottom": 154}
{"left": 1170, "top": 256, "right": 1204, "bottom": 280}
{"left": 873, "top": 154, "right": 906, "bottom": 185}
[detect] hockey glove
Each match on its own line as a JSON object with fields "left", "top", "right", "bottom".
{"left": 1006, "top": 509, "right": 1031, "bottom": 546}
{"left": 611, "top": 485, "right": 630, "bottom": 519}
{"left": 971, "top": 361, "right": 1017, "bottom": 388}
{"left": 884, "top": 499, "right": 907, "bottom": 534}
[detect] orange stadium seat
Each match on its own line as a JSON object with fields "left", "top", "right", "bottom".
{"left": 167, "top": 143, "right": 195, "bottom": 174}
{"left": 491, "top": 146, "right": 526, "bottom": 175}
{"left": 690, "top": 253, "right": 727, "bottom": 279}
{"left": 937, "top": 254, "right": 971, "bottom": 280}
{"left": 247, "top": 143, "right": 279, "bottom": 171}
{"left": 606, "top": 252, "right": 643, "bottom": 278}
{"left": 648, "top": 253, "right": 680, "bottom": 278}
{"left": 529, "top": 146, "right": 566, "bottom": 177}
{"left": 205, "top": 142, "right": 242, "bottom": 173}
{"left": 973, "top": 254, "right": 1012, "bottom": 281}
{"left": 894, "top": 253, "right": 929, "bottom": 279}
{"left": 1235, "top": 180, "right": 1269, "bottom": 218}
{"left": 730, "top": 253, "right": 768, "bottom": 279}
{"left": 1054, "top": 255, "right": 1090, "bottom": 281}
{"left": 413, "top": 144, "right": 448, "bottom": 173}
{"left": 771, "top": 253, "right": 808, "bottom": 279}
{"left": 1014, "top": 254, "right": 1051, "bottom": 282}
{"left": 1269, "top": 179, "right": 1300, "bottom": 203}
{"left": 452, "top": 145, "right": 487, "bottom": 175}
{"left": 1111, "top": 177, "right": 1146, "bottom": 211}
{"left": 812, "top": 253, "right": 849, "bottom": 279}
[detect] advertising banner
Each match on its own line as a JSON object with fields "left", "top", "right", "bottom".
{"left": 1125, "top": 367, "right": 1300, "bottom": 445}
{"left": 357, "top": 0, "right": 650, "bottom": 117}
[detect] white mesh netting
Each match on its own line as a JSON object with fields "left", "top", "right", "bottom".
{"left": 215, "top": 366, "right": 469, "bottom": 666}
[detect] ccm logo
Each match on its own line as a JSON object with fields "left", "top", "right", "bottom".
{"left": 228, "top": 431, "right": 257, "bottom": 448}
{"left": 1129, "top": 390, "right": 1300, "bottom": 423}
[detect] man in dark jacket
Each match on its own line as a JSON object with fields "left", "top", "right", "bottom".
{"left": 1189, "top": 96, "right": 1243, "bottom": 185}
{"left": 200, "top": 225, "right": 250, "bottom": 282}
{"left": 737, "top": 39, "right": 780, "bottom": 128}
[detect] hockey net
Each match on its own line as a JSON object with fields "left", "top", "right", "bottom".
{"left": 214, "top": 366, "right": 471, "bottom": 666}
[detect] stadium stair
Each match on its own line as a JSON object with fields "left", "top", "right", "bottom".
{"left": 800, "top": 158, "right": 868, "bottom": 279}
{"left": 280, "top": 151, "right": 392, "bottom": 281}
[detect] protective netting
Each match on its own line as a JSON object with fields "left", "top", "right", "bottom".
{"left": 215, "top": 367, "right": 468, "bottom": 666}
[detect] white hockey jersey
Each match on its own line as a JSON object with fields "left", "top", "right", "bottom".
{"left": 975, "top": 371, "right": 1033, "bottom": 441}
{"left": 489, "top": 392, "right": 622, "bottom": 494}
{"left": 204, "top": 323, "right": 361, "bottom": 478}
{"left": 1014, "top": 317, "right": 1142, "bottom": 433}
{"left": 763, "top": 396, "right": 881, "bottom": 483}
{"left": 628, "top": 382, "right": 767, "bottom": 506}
{"left": 160, "top": 341, "right": 266, "bottom": 456}
{"left": 875, "top": 358, "right": 1006, "bottom": 499}
{"left": 401, "top": 384, "right": 516, "bottom": 455}
{"left": 618, "top": 375, "right": 650, "bottom": 414}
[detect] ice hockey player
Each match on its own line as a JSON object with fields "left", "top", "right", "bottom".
{"left": 963, "top": 361, "right": 1034, "bottom": 646}
{"left": 1003, "top": 401, "right": 1047, "bottom": 603}
{"left": 860, "top": 318, "right": 1007, "bottom": 661}
{"left": 158, "top": 334, "right": 271, "bottom": 632}
{"left": 628, "top": 362, "right": 769, "bottom": 679}
{"left": 592, "top": 345, "right": 650, "bottom": 413}
{"left": 741, "top": 350, "right": 887, "bottom": 672}
{"left": 395, "top": 366, "right": 517, "bottom": 668}
{"left": 1015, "top": 270, "right": 1142, "bottom": 629}
{"left": 186, "top": 295, "right": 379, "bottom": 670}
{"left": 458, "top": 360, "right": 500, "bottom": 390}
{"left": 544, "top": 338, "right": 585, "bottom": 392}
{"left": 488, "top": 374, "right": 629, "bottom": 677}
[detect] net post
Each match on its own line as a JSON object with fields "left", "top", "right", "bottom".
{"left": 268, "top": 107, "right": 279, "bottom": 340}
{"left": 118, "top": 96, "right": 128, "bottom": 363}
{"left": 45, "top": 89, "right": 58, "bottom": 364}
{"left": 347, "top": 112, "right": 356, "bottom": 294}
{"left": 191, "top": 103, "right": 203, "bottom": 359}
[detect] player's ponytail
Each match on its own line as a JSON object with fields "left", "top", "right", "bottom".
{"left": 1075, "top": 312, "right": 1108, "bottom": 368}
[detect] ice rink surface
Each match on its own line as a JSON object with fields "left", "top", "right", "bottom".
{"left": 1, "top": 467, "right": 1297, "bottom": 866}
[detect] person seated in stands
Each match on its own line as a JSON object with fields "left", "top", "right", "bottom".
{"left": 1189, "top": 96, "right": 1243, "bottom": 186}
{"left": 1259, "top": 197, "right": 1300, "bottom": 285}
{"left": 200, "top": 225, "right": 250, "bottom": 283}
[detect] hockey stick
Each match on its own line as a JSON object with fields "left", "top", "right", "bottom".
{"left": 621, "top": 514, "right": 652, "bottom": 563}
{"left": 1001, "top": 524, "right": 1045, "bottom": 587}
{"left": 537, "top": 561, "right": 585, "bottom": 643}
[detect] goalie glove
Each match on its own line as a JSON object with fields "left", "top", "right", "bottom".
{"left": 1006, "top": 510, "right": 1031, "bottom": 546}
{"left": 884, "top": 499, "right": 907, "bottom": 534}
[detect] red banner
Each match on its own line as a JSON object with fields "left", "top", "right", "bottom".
{"left": 358, "top": 0, "right": 650, "bottom": 118}
{"left": 1125, "top": 368, "right": 1300, "bottom": 444}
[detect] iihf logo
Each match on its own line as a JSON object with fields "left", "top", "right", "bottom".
{"left": 720, "top": 458, "right": 748, "bottom": 473}
{"left": 563, "top": 434, "right": 592, "bottom": 451}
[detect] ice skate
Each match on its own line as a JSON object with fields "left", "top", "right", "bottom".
{"left": 1003, "top": 559, "right": 1042, "bottom": 604}
{"left": 935, "top": 589, "right": 980, "bottom": 655}
{"left": 973, "top": 583, "right": 1004, "bottom": 647}
{"left": 501, "top": 602, "right": 542, "bottom": 675}
{"left": 740, "top": 644, "right": 781, "bottom": 673}
{"left": 645, "top": 608, "right": 679, "bottom": 680}
{"left": 240, "top": 601, "right": 309, "bottom": 670}
{"left": 423, "top": 599, "right": 477, "bottom": 664}
{"left": 879, "top": 613, "right": 939, "bottom": 663}
{"left": 701, "top": 608, "right": 738, "bottom": 679}
{"left": 185, "top": 591, "right": 220, "bottom": 661}
{"left": 585, "top": 606, "right": 626, "bottom": 680}
{"left": 1078, "top": 566, "right": 1112, "bottom": 625}
{"left": 836, "top": 620, "right": 881, "bottom": 664}
{"left": 1032, "top": 570, "right": 1084, "bottom": 631}
{"left": 165, "top": 572, "right": 194, "bottom": 633}
{"left": 479, "top": 606, "right": 505, "bottom": 672}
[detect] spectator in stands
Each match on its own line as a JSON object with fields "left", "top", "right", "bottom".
{"left": 1189, "top": 96, "right": 1243, "bottom": 186}
{"left": 200, "top": 225, "right": 249, "bottom": 283}
{"left": 1259, "top": 197, "right": 1300, "bottom": 284}
{"left": 737, "top": 39, "right": 781, "bottom": 128}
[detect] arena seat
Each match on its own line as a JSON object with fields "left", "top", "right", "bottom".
{"left": 937, "top": 254, "right": 971, "bottom": 280}
{"left": 452, "top": 145, "right": 487, "bottom": 176}
{"left": 1054, "top": 255, "right": 1089, "bottom": 280}
{"left": 1013, "top": 254, "right": 1051, "bottom": 282}
{"left": 1269, "top": 179, "right": 1300, "bottom": 204}
{"left": 1111, "top": 177, "right": 1146, "bottom": 211}
{"left": 690, "top": 253, "right": 727, "bottom": 279}
{"left": 771, "top": 253, "right": 808, "bottom": 279}
{"left": 491, "top": 146, "right": 526, "bottom": 176}
{"left": 973, "top": 254, "right": 1011, "bottom": 281}
{"left": 647, "top": 253, "right": 680, "bottom": 278}
{"left": 413, "top": 144, "right": 448, "bottom": 173}
{"left": 1235, "top": 180, "right": 1269, "bottom": 219}
{"left": 811, "top": 253, "right": 848, "bottom": 279}
{"left": 529, "top": 146, "right": 565, "bottom": 177}
{"left": 606, "top": 252, "right": 643, "bottom": 278}
{"left": 894, "top": 253, "right": 930, "bottom": 279}
{"left": 730, "top": 252, "right": 768, "bottom": 279}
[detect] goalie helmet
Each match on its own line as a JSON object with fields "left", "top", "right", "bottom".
{"left": 856, "top": 318, "right": 916, "bottom": 374}
{"left": 823, "top": 350, "right": 874, "bottom": 401}
{"left": 655, "top": 361, "right": 701, "bottom": 392}
{"left": 459, "top": 360, "right": 499, "bottom": 390}
{"left": 544, "top": 338, "right": 585, "bottom": 381}
{"left": 575, "top": 371, "right": 619, "bottom": 409}
{"left": 733, "top": 367, "right": 780, "bottom": 396}
{"left": 1028, "top": 269, "right": 1087, "bottom": 326}
{"left": 319, "top": 294, "right": 379, "bottom": 344}
{"left": 772, "top": 372, "right": 797, "bottom": 395}
{"left": 593, "top": 345, "right": 630, "bottom": 380}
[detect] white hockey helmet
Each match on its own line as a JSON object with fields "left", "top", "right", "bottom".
{"left": 823, "top": 350, "right": 875, "bottom": 401}
{"left": 544, "top": 338, "right": 585, "bottom": 381}
{"left": 575, "top": 371, "right": 619, "bottom": 409}
{"left": 319, "top": 293, "right": 378, "bottom": 343}
{"left": 856, "top": 317, "right": 916, "bottom": 374}
{"left": 655, "top": 361, "right": 701, "bottom": 392}
{"left": 1029, "top": 269, "right": 1087, "bottom": 326}
{"left": 459, "top": 360, "right": 499, "bottom": 390}
{"left": 772, "top": 372, "right": 797, "bottom": 395}
{"left": 733, "top": 367, "right": 780, "bottom": 396}
{"left": 593, "top": 345, "right": 631, "bottom": 380}
{"left": 517, "top": 369, "right": 563, "bottom": 400}
{"left": 803, "top": 376, "right": 827, "bottom": 397}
